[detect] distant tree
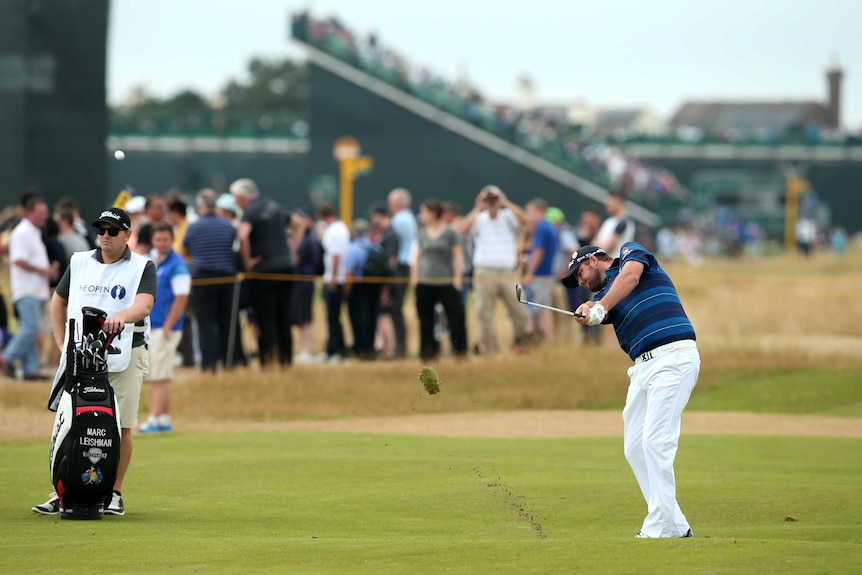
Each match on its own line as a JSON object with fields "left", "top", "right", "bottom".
{"left": 221, "top": 57, "right": 307, "bottom": 115}
{"left": 110, "top": 57, "right": 308, "bottom": 135}
{"left": 162, "top": 89, "right": 210, "bottom": 114}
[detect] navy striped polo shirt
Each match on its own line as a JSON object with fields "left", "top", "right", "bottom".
{"left": 183, "top": 214, "right": 237, "bottom": 274}
{"left": 593, "top": 242, "right": 696, "bottom": 360}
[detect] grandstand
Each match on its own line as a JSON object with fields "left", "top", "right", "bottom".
{"left": 290, "top": 11, "right": 671, "bottom": 229}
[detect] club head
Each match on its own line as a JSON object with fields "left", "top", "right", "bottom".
{"left": 515, "top": 283, "right": 523, "bottom": 303}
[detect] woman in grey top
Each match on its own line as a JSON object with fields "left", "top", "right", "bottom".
{"left": 411, "top": 199, "right": 467, "bottom": 361}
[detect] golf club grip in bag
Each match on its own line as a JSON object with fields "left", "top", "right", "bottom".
{"left": 48, "top": 315, "right": 122, "bottom": 520}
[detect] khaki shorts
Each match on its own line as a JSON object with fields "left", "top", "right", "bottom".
{"left": 109, "top": 346, "right": 149, "bottom": 429}
{"left": 147, "top": 329, "right": 182, "bottom": 382}
{"left": 529, "top": 277, "right": 556, "bottom": 306}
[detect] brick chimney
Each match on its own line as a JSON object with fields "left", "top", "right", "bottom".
{"left": 826, "top": 56, "right": 843, "bottom": 129}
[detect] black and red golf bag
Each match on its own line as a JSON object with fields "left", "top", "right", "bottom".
{"left": 48, "top": 307, "right": 122, "bottom": 520}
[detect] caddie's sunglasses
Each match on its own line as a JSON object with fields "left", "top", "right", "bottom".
{"left": 96, "top": 227, "right": 122, "bottom": 237}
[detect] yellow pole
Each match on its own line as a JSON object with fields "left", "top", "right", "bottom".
{"left": 339, "top": 159, "right": 354, "bottom": 229}
{"left": 338, "top": 156, "right": 373, "bottom": 229}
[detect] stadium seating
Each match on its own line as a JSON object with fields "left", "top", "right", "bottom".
{"left": 290, "top": 11, "right": 687, "bottom": 207}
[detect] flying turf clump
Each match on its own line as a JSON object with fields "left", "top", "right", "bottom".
{"left": 419, "top": 366, "right": 440, "bottom": 395}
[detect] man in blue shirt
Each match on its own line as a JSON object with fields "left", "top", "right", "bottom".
{"left": 521, "top": 199, "right": 559, "bottom": 343}
{"left": 183, "top": 189, "right": 241, "bottom": 372}
{"left": 139, "top": 223, "right": 190, "bottom": 433}
{"left": 343, "top": 219, "right": 381, "bottom": 360}
{"left": 563, "top": 242, "right": 699, "bottom": 539}
{"left": 387, "top": 188, "right": 416, "bottom": 359}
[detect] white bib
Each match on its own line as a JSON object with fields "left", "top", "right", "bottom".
{"left": 64, "top": 250, "right": 149, "bottom": 372}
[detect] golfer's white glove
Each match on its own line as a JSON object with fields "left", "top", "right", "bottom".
{"left": 588, "top": 303, "right": 607, "bottom": 326}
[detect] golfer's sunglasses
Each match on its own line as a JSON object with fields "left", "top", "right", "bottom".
{"left": 96, "top": 227, "right": 122, "bottom": 237}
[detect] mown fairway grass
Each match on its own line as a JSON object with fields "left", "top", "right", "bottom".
{"left": 1, "top": 431, "right": 861, "bottom": 575}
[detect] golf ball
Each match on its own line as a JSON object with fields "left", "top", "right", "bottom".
{"left": 114, "top": 150, "right": 125, "bottom": 161}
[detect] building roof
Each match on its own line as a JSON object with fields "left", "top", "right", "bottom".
{"left": 670, "top": 101, "right": 829, "bottom": 133}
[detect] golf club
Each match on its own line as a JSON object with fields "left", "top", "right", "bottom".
{"left": 515, "top": 283, "right": 584, "bottom": 318}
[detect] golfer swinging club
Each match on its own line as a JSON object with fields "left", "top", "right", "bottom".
{"left": 562, "top": 243, "right": 698, "bottom": 539}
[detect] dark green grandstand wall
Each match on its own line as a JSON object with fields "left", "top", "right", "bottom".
{"left": 107, "top": 151, "right": 307, "bottom": 211}
{"left": 0, "top": 0, "right": 28, "bottom": 202}
{"left": 804, "top": 163, "right": 862, "bottom": 231}
{"left": 645, "top": 159, "right": 862, "bottom": 233}
{"left": 306, "top": 64, "right": 603, "bottom": 223}
{"left": 0, "top": 0, "right": 109, "bottom": 217}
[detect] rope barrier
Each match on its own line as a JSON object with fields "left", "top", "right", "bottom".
{"left": 190, "top": 272, "right": 516, "bottom": 287}
{"left": 190, "top": 270, "right": 862, "bottom": 287}
{"left": 0, "top": 266, "right": 860, "bottom": 296}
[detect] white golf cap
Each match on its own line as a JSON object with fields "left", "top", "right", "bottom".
{"left": 125, "top": 195, "right": 146, "bottom": 215}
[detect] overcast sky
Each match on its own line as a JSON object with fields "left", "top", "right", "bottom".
{"left": 108, "top": 0, "right": 862, "bottom": 129}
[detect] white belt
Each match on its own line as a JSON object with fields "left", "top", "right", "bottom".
{"left": 635, "top": 339, "right": 696, "bottom": 364}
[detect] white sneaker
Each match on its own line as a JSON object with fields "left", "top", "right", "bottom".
{"left": 138, "top": 417, "right": 160, "bottom": 434}
{"left": 156, "top": 415, "right": 173, "bottom": 432}
{"left": 32, "top": 492, "right": 61, "bottom": 515}
{"left": 104, "top": 491, "right": 125, "bottom": 516}
{"left": 295, "top": 352, "right": 314, "bottom": 364}
{"left": 326, "top": 354, "right": 343, "bottom": 364}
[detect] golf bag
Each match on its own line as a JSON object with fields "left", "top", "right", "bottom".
{"left": 48, "top": 307, "right": 122, "bottom": 520}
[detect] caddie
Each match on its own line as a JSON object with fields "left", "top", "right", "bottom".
{"left": 562, "top": 243, "right": 699, "bottom": 539}
{"left": 34, "top": 207, "right": 156, "bottom": 517}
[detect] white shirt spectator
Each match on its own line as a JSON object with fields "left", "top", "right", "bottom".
{"left": 322, "top": 219, "right": 351, "bottom": 284}
{"left": 9, "top": 217, "right": 51, "bottom": 302}
{"left": 796, "top": 218, "right": 816, "bottom": 244}
{"left": 471, "top": 209, "right": 520, "bottom": 269}
{"left": 596, "top": 215, "right": 635, "bottom": 259}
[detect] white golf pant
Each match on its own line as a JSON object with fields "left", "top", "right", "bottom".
{"left": 622, "top": 342, "right": 699, "bottom": 538}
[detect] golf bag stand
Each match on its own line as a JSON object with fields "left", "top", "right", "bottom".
{"left": 48, "top": 307, "right": 122, "bottom": 520}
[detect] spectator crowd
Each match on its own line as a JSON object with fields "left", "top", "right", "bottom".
{"left": 4, "top": 180, "right": 849, "bottom": 381}
{"left": 0, "top": 181, "right": 648, "bottom": 381}
{"left": 291, "top": 11, "right": 688, "bottom": 206}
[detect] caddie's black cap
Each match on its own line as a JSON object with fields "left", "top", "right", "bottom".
{"left": 91, "top": 207, "right": 131, "bottom": 231}
{"left": 561, "top": 245, "right": 606, "bottom": 288}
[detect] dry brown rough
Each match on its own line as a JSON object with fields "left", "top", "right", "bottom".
{"left": 4, "top": 409, "right": 861, "bottom": 441}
